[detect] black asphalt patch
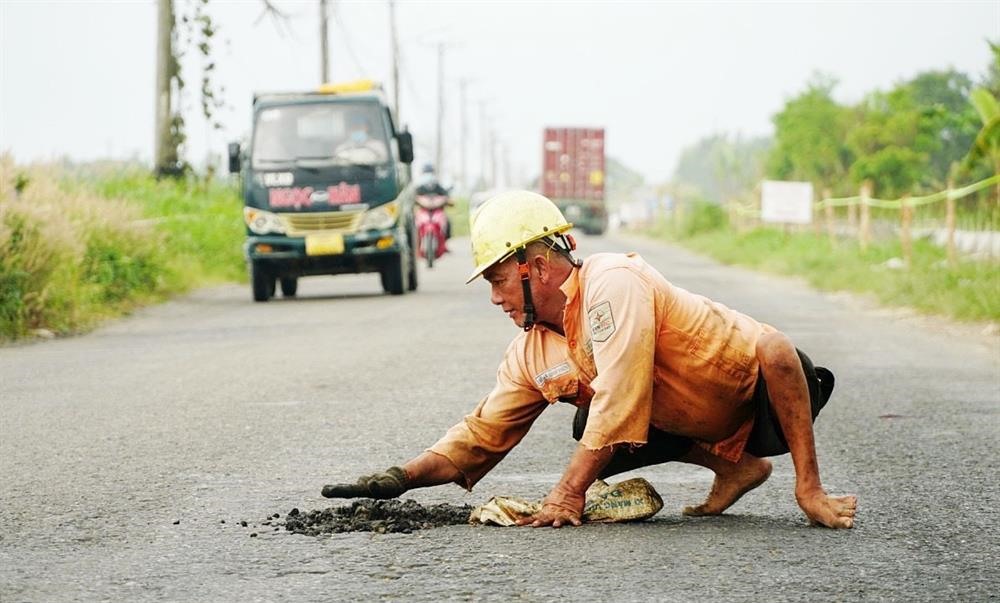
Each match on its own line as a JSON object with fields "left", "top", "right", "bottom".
{"left": 280, "top": 499, "right": 475, "bottom": 535}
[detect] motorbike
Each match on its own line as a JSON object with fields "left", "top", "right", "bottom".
{"left": 414, "top": 193, "right": 450, "bottom": 268}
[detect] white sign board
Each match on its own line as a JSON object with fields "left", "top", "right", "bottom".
{"left": 761, "top": 180, "right": 814, "bottom": 224}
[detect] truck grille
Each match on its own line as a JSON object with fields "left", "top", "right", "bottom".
{"left": 279, "top": 210, "right": 364, "bottom": 236}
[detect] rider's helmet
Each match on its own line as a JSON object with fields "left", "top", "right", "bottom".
{"left": 467, "top": 190, "right": 577, "bottom": 330}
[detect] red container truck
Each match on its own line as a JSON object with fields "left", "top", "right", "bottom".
{"left": 541, "top": 127, "right": 607, "bottom": 235}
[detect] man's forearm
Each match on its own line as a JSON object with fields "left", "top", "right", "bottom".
{"left": 402, "top": 451, "right": 464, "bottom": 488}
{"left": 557, "top": 444, "right": 616, "bottom": 496}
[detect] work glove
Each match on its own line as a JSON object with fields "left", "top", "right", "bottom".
{"left": 321, "top": 466, "right": 409, "bottom": 499}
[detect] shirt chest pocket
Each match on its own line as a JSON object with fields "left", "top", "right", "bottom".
{"left": 533, "top": 362, "right": 582, "bottom": 403}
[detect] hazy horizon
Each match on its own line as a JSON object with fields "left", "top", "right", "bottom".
{"left": 2, "top": 0, "right": 997, "bottom": 185}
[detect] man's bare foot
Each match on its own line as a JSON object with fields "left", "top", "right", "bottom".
{"left": 683, "top": 455, "right": 773, "bottom": 516}
{"left": 797, "top": 489, "right": 857, "bottom": 529}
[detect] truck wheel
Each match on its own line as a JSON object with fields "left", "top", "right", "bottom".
{"left": 251, "top": 262, "right": 273, "bottom": 302}
{"left": 280, "top": 277, "right": 298, "bottom": 297}
{"left": 380, "top": 252, "right": 408, "bottom": 295}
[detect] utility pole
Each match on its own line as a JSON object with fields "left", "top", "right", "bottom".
{"left": 503, "top": 142, "right": 511, "bottom": 189}
{"left": 154, "top": 0, "right": 175, "bottom": 176}
{"left": 478, "top": 99, "right": 488, "bottom": 188}
{"left": 435, "top": 42, "right": 445, "bottom": 174}
{"left": 319, "top": 0, "right": 330, "bottom": 83}
{"left": 459, "top": 77, "right": 468, "bottom": 193}
{"left": 388, "top": 0, "right": 401, "bottom": 122}
{"left": 489, "top": 128, "right": 497, "bottom": 189}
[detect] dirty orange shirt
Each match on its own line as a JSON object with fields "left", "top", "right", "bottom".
{"left": 430, "top": 253, "right": 771, "bottom": 489}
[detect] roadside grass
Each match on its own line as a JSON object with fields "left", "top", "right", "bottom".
{"left": 1, "top": 157, "right": 244, "bottom": 341}
{"left": 445, "top": 196, "right": 470, "bottom": 237}
{"left": 84, "top": 169, "right": 245, "bottom": 284}
{"left": 643, "top": 203, "right": 999, "bottom": 323}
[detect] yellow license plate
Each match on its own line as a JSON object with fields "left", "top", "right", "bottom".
{"left": 305, "top": 233, "right": 345, "bottom": 256}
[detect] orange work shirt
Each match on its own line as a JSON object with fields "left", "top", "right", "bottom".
{"left": 430, "top": 252, "right": 771, "bottom": 489}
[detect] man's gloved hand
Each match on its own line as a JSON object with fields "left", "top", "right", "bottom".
{"left": 321, "top": 466, "right": 409, "bottom": 499}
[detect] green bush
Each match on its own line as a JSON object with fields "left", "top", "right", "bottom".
{"left": 83, "top": 229, "right": 165, "bottom": 303}
{"left": 679, "top": 200, "right": 728, "bottom": 237}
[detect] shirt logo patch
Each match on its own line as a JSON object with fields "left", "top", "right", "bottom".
{"left": 534, "top": 362, "right": 571, "bottom": 387}
{"left": 589, "top": 301, "right": 616, "bottom": 342}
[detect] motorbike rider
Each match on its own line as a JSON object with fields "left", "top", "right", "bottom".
{"left": 415, "top": 164, "right": 452, "bottom": 240}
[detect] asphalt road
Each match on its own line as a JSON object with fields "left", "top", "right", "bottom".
{"left": 2, "top": 232, "right": 998, "bottom": 602}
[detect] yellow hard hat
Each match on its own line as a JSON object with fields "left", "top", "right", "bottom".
{"left": 466, "top": 190, "right": 572, "bottom": 283}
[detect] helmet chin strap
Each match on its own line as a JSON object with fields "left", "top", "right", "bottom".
{"left": 514, "top": 247, "right": 536, "bottom": 331}
{"left": 513, "top": 234, "right": 582, "bottom": 331}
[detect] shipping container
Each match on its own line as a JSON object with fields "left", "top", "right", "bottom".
{"left": 541, "top": 127, "right": 607, "bottom": 234}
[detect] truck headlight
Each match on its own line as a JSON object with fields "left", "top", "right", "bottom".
{"left": 244, "top": 207, "right": 286, "bottom": 235}
{"left": 359, "top": 201, "right": 399, "bottom": 230}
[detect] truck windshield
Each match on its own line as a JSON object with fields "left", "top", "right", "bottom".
{"left": 252, "top": 102, "right": 390, "bottom": 168}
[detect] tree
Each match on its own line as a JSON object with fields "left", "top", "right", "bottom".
{"left": 906, "top": 69, "right": 978, "bottom": 185}
{"left": 966, "top": 87, "right": 1000, "bottom": 198}
{"left": 846, "top": 86, "right": 930, "bottom": 198}
{"left": 765, "top": 74, "right": 853, "bottom": 195}
{"left": 963, "top": 42, "right": 1000, "bottom": 201}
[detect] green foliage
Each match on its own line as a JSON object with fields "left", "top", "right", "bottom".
{"left": 846, "top": 87, "right": 937, "bottom": 197}
{"left": 967, "top": 87, "right": 1000, "bottom": 173}
{"left": 82, "top": 229, "right": 165, "bottom": 303}
{"left": 678, "top": 200, "right": 728, "bottom": 237}
{"left": 766, "top": 73, "right": 853, "bottom": 193}
{"left": 907, "top": 69, "right": 978, "bottom": 183}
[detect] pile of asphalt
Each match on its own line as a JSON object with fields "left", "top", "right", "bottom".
{"left": 280, "top": 499, "right": 475, "bottom": 535}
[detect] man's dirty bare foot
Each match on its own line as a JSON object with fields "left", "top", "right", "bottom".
{"left": 683, "top": 455, "right": 773, "bottom": 516}
{"left": 797, "top": 489, "right": 857, "bottom": 529}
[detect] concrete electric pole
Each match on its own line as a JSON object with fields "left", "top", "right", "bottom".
{"left": 388, "top": 0, "right": 401, "bottom": 122}
{"left": 154, "top": 0, "right": 176, "bottom": 176}
{"left": 319, "top": 0, "right": 330, "bottom": 83}
{"left": 435, "top": 42, "right": 445, "bottom": 175}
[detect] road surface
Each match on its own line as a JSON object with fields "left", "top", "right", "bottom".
{"left": 2, "top": 233, "right": 997, "bottom": 601}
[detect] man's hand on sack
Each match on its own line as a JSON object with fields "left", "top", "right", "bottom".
{"left": 516, "top": 482, "right": 585, "bottom": 528}
{"left": 321, "top": 466, "right": 409, "bottom": 499}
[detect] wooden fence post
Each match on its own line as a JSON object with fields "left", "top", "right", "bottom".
{"left": 859, "top": 181, "right": 872, "bottom": 251}
{"left": 900, "top": 194, "right": 912, "bottom": 267}
{"left": 823, "top": 188, "right": 835, "bottom": 245}
{"left": 946, "top": 179, "right": 957, "bottom": 268}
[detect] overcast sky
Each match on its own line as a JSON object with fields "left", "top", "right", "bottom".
{"left": 1, "top": 0, "right": 997, "bottom": 185}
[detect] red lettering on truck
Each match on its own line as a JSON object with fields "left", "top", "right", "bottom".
{"left": 269, "top": 187, "right": 314, "bottom": 209}
{"left": 327, "top": 182, "right": 362, "bottom": 204}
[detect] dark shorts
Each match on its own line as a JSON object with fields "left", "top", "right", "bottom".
{"left": 572, "top": 349, "right": 835, "bottom": 478}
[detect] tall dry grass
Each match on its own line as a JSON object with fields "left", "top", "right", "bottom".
{"left": 1, "top": 155, "right": 178, "bottom": 339}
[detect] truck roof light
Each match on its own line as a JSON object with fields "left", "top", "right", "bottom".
{"left": 317, "top": 79, "right": 380, "bottom": 95}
